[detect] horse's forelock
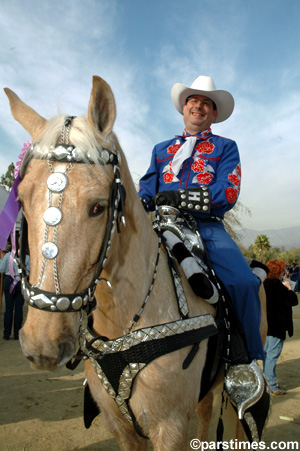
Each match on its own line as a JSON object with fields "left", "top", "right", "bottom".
{"left": 31, "top": 115, "right": 115, "bottom": 167}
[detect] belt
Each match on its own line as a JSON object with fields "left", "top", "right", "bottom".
{"left": 198, "top": 216, "right": 222, "bottom": 223}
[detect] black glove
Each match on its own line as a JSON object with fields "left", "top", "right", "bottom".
{"left": 153, "top": 187, "right": 211, "bottom": 213}
{"left": 140, "top": 197, "right": 153, "bottom": 211}
{"left": 153, "top": 190, "right": 179, "bottom": 208}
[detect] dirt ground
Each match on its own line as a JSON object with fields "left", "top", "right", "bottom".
{"left": 0, "top": 296, "right": 300, "bottom": 451}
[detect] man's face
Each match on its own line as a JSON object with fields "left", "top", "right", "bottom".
{"left": 183, "top": 95, "right": 218, "bottom": 134}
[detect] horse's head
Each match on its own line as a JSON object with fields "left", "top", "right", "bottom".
{"left": 5, "top": 77, "right": 130, "bottom": 370}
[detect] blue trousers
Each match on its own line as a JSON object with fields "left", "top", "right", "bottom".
{"left": 196, "top": 221, "right": 264, "bottom": 361}
{"left": 3, "top": 276, "right": 24, "bottom": 339}
{"left": 263, "top": 336, "right": 284, "bottom": 391}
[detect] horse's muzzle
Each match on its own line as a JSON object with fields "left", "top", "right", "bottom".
{"left": 19, "top": 329, "right": 76, "bottom": 370}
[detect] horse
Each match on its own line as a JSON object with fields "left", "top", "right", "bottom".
{"left": 4, "top": 76, "right": 267, "bottom": 450}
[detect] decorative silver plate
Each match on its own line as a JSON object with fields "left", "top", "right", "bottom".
{"left": 42, "top": 242, "right": 59, "bottom": 259}
{"left": 56, "top": 297, "right": 71, "bottom": 311}
{"left": 47, "top": 172, "right": 68, "bottom": 193}
{"left": 43, "top": 207, "right": 62, "bottom": 226}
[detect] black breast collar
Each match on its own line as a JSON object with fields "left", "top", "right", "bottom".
{"left": 80, "top": 313, "right": 218, "bottom": 438}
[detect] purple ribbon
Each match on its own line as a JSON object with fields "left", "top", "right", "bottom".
{"left": 9, "top": 224, "right": 16, "bottom": 278}
{"left": 0, "top": 175, "right": 21, "bottom": 250}
{"left": 0, "top": 141, "right": 31, "bottom": 251}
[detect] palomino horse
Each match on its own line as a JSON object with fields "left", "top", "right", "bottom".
{"left": 5, "top": 77, "right": 267, "bottom": 450}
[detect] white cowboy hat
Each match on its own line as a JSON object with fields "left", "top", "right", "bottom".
{"left": 171, "top": 75, "right": 234, "bottom": 123}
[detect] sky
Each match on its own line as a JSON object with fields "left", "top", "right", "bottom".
{"left": 0, "top": 0, "right": 299, "bottom": 231}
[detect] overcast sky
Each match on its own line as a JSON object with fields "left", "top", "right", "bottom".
{"left": 1, "top": 0, "right": 299, "bottom": 231}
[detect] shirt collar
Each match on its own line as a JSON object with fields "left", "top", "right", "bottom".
{"left": 176, "top": 128, "right": 213, "bottom": 139}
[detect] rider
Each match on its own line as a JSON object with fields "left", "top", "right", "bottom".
{"left": 138, "top": 75, "right": 264, "bottom": 362}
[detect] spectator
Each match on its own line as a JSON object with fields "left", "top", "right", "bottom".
{"left": 290, "top": 262, "right": 299, "bottom": 292}
{"left": 0, "top": 241, "right": 30, "bottom": 340}
{"left": 263, "top": 259, "right": 298, "bottom": 395}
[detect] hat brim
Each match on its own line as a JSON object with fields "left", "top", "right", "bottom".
{"left": 171, "top": 83, "right": 235, "bottom": 123}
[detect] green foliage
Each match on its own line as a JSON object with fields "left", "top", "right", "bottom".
{"left": 0, "top": 163, "right": 15, "bottom": 191}
{"left": 277, "top": 248, "right": 300, "bottom": 265}
{"left": 250, "top": 234, "right": 271, "bottom": 263}
{"left": 242, "top": 233, "right": 300, "bottom": 265}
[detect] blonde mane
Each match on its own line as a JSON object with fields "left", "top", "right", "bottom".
{"left": 33, "top": 114, "right": 117, "bottom": 166}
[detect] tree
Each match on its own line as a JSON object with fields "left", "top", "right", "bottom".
{"left": 252, "top": 234, "right": 271, "bottom": 262}
{"left": 0, "top": 163, "right": 15, "bottom": 191}
{"left": 223, "top": 200, "right": 251, "bottom": 244}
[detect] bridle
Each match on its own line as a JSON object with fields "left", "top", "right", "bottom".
{"left": 19, "top": 116, "right": 126, "bottom": 314}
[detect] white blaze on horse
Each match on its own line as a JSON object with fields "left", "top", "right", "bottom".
{"left": 4, "top": 77, "right": 269, "bottom": 450}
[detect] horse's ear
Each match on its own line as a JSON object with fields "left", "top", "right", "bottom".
{"left": 4, "top": 88, "right": 46, "bottom": 139}
{"left": 88, "top": 76, "right": 116, "bottom": 137}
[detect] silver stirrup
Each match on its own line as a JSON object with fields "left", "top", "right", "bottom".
{"left": 224, "top": 360, "right": 268, "bottom": 420}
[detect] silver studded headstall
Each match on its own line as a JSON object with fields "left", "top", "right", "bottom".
{"left": 19, "top": 116, "right": 126, "bottom": 313}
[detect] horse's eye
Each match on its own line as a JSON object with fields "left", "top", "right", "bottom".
{"left": 89, "top": 202, "right": 106, "bottom": 217}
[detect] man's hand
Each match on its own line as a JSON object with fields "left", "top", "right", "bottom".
{"left": 153, "top": 190, "right": 179, "bottom": 208}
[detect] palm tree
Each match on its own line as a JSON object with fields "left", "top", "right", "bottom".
{"left": 253, "top": 234, "right": 271, "bottom": 261}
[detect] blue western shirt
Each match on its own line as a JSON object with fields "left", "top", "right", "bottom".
{"left": 139, "top": 129, "right": 241, "bottom": 219}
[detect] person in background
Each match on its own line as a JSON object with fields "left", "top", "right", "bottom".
{"left": 263, "top": 259, "right": 298, "bottom": 395}
{"left": 139, "top": 75, "right": 264, "bottom": 363}
{"left": 290, "top": 262, "right": 299, "bottom": 293}
{"left": 0, "top": 239, "right": 30, "bottom": 340}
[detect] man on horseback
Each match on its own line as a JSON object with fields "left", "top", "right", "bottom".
{"left": 139, "top": 75, "right": 264, "bottom": 364}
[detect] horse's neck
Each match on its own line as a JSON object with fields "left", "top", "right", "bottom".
{"left": 92, "top": 169, "right": 161, "bottom": 337}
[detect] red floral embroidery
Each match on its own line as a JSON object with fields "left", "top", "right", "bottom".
{"left": 167, "top": 144, "right": 181, "bottom": 154}
{"left": 192, "top": 159, "right": 205, "bottom": 173}
{"left": 228, "top": 174, "right": 240, "bottom": 187}
{"left": 236, "top": 164, "right": 241, "bottom": 177}
{"left": 163, "top": 172, "right": 175, "bottom": 183}
{"left": 195, "top": 142, "right": 215, "bottom": 154}
{"left": 196, "top": 172, "right": 213, "bottom": 184}
{"left": 225, "top": 187, "right": 238, "bottom": 203}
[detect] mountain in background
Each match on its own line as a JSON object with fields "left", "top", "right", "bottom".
{"left": 237, "top": 225, "right": 300, "bottom": 250}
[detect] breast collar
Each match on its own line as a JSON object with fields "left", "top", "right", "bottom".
{"left": 80, "top": 313, "right": 218, "bottom": 438}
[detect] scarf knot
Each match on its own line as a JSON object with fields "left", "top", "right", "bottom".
{"left": 171, "top": 136, "right": 197, "bottom": 176}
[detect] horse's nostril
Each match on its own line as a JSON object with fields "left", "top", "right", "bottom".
{"left": 58, "top": 341, "right": 76, "bottom": 367}
{"left": 20, "top": 339, "right": 76, "bottom": 370}
{"left": 26, "top": 355, "right": 35, "bottom": 363}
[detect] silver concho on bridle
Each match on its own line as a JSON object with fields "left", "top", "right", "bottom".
{"left": 22, "top": 116, "right": 124, "bottom": 313}
{"left": 40, "top": 121, "right": 75, "bottom": 299}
